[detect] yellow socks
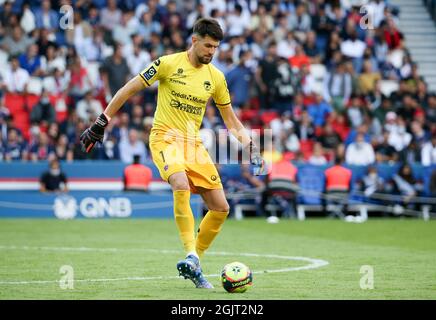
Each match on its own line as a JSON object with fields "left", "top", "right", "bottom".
{"left": 196, "top": 210, "right": 229, "bottom": 258}
{"left": 173, "top": 190, "right": 196, "bottom": 254}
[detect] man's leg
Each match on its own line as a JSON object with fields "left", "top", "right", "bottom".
{"left": 196, "top": 188, "right": 230, "bottom": 258}
{"left": 169, "top": 172, "right": 196, "bottom": 256}
{"left": 170, "top": 173, "right": 213, "bottom": 289}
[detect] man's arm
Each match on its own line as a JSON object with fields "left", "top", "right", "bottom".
{"left": 218, "top": 104, "right": 252, "bottom": 147}
{"left": 218, "top": 104, "right": 265, "bottom": 175}
{"left": 80, "top": 76, "right": 145, "bottom": 153}
{"left": 103, "top": 76, "right": 145, "bottom": 118}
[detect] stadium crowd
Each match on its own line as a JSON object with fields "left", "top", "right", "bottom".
{"left": 0, "top": 0, "right": 435, "bottom": 174}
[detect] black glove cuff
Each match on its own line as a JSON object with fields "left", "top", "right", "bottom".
{"left": 90, "top": 113, "right": 109, "bottom": 136}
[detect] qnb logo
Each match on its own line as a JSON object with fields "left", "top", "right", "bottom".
{"left": 53, "top": 196, "right": 132, "bottom": 219}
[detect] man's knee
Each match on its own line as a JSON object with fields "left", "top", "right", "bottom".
{"left": 211, "top": 202, "right": 230, "bottom": 213}
{"left": 169, "top": 173, "right": 190, "bottom": 191}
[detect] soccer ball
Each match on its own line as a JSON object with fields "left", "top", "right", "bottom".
{"left": 221, "top": 261, "right": 253, "bottom": 293}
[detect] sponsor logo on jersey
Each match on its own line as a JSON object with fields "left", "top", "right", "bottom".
{"left": 204, "top": 81, "right": 211, "bottom": 91}
{"left": 170, "top": 68, "right": 187, "bottom": 79}
{"left": 142, "top": 66, "right": 157, "bottom": 81}
{"left": 170, "top": 99, "right": 202, "bottom": 115}
{"left": 171, "top": 90, "right": 207, "bottom": 105}
{"left": 169, "top": 78, "right": 186, "bottom": 85}
{"left": 153, "top": 59, "right": 161, "bottom": 66}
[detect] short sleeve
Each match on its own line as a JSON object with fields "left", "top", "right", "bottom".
{"left": 212, "top": 70, "right": 231, "bottom": 109}
{"left": 138, "top": 57, "right": 167, "bottom": 87}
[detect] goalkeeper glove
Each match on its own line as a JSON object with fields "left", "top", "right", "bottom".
{"left": 80, "top": 113, "right": 109, "bottom": 153}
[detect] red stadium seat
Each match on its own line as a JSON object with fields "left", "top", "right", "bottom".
{"left": 4, "top": 93, "right": 25, "bottom": 114}
{"left": 260, "top": 111, "right": 279, "bottom": 125}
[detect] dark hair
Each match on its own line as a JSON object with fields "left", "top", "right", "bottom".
{"left": 133, "top": 154, "right": 141, "bottom": 164}
{"left": 193, "top": 18, "right": 224, "bottom": 41}
{"left": 334, "top": 156, "right": 343, "bottom": 165}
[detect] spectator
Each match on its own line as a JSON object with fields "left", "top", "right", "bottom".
{"left": 102, "top": 43, "right": 130, "bottom": 97}
{"left": 391, "top": 163, "right": 421, "bottom": 210}
{"left": 138, "top": 11, "right": 162, "bottom": 43}
{"left": 284, "top": 126, "right": 300, "bottom": 154}
{"left": 2, "top": 55, "right": 30, "bottom": 93}
{"left": 18, "top": 43, "right": 43, "bottom": 76}
{"left": 288, "top": 2, "right": 311, "bottom": 42}
{"left": 127, "top": 42, "right": 151, "bottom": 77}
{"left": 100, "top": 0, "right": 122, "bottom": 32}
{"left": 358, "top": 60, "right": 381, "bottom": 96}
{"left": 421, "top": 133, "right": 436, "bottom": 166}
{"left": 34, "top": 0, "right": 59, "bottom": 31}
{"left": 345, "top": 133, "right": 375, "bottom": 166}
{"left": 119, "top": 128, "right": 147, "bottom": 164}
{"left": 298, "top": 63, "right": 317, "bottom": 96}
{"left": 375, "top": 131, "right": 398, "bottom": 163}
{"left": 66, "top": 11, "right": 93, "bottom": 54}
{"left": 39, "top": 159, "right": 68, "bottom": 193}
{"left": 319, "top": 121, "right": 342, "bottom": 152}
{"left": 29, "top": 131, "right": 55, "bottom": 161}
{"left": 288, "top": 44, "right": 310, "bottom": 71}
{"left": 226, "top": 3, "right": 250, "bottom": 37}
{"left": 123, "top": 154, "right": 152, "bottom": 191}
{"left": 277, "top": 31, "right": 297, "bottom": 59}
{"left": 388, "top": 117, "right": 412, "bottom": 153}
{"left": 42, "top": 46, "right": 66, "bottom": 75}
{"left": 76, "top": 91, "right": 103, "bottom": 122}
{"left": 112, "top": 11, "right": 139, "bottom": 46}
{"left": 361, "top": 166, "right": 386, "bottom": 199}
{"left": 225, "top": 50, "right": 253, "bottom": 109}
{"left": 255, "top": 42, "right": 280, "bottom": 110}
{"left": 340, "top": 29, "right": 366, "bottom": 73}
{"left": 373, "top": 96, "right": 394, "bottom": 126}
{"left": 4, "top": 128, "right": 27, "bottom": 161}
{"left": 250, "top": 3, "right": 274, "bottom": 33}
{"left": 304, "top": 30, "right": 321, "bottom": 64}
{"left": 307, "top": 93, "right": 332, "bottom": 128}
{"left": 54, "top": 134, "right": 73, "bottom": 161}
{"left": 295, "top": 111, "right": 316, "bottom": 141}
{"left": 323, "top": 61, "right": 352, "bottom": 112}
{"left": 0, "top": 26, "right": 33, "bottom": 56}
{"left": 66, "top": 56, "right": 93, "bottom": 103}
{"left": 30, "top": 90, "right": 56, "bottom": 124}
{"left": 383, "top": 17, "right": 404, "bottom": 50}
{"left": 274, "top": 57, "right": 296, "bottom": 113}
{"left": 308, "top": 142, "right": 327, "bottom": 165}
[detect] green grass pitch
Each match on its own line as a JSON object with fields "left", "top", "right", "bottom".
{"left": 0, "top": 218, "right": 435, "bottom": 299}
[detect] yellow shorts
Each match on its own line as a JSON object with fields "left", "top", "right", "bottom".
{"left": 149, "top": 131, "right": 223, "bottom": 194}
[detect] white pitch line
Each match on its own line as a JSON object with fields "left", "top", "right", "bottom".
{"left": 0, "top": 245, "right": 329, "bottom": 285}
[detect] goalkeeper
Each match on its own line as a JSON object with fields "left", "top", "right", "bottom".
{"left": 80, "top": 18, "right": 264, "bottom": 289}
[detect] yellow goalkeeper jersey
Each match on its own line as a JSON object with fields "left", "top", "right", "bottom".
{"left": 138, "top": 51, "right": 231, "bottom": 142}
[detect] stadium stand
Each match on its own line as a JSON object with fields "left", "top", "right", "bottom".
{"left": 0, "top": 0, "right": 435, "bottom": 219}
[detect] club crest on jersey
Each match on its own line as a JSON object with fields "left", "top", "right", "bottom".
{"left": 142, "top": 66, "right": 157, "bottom": 81}
{"left": 204, "top": 81, "right": 211, "bottom": 91}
